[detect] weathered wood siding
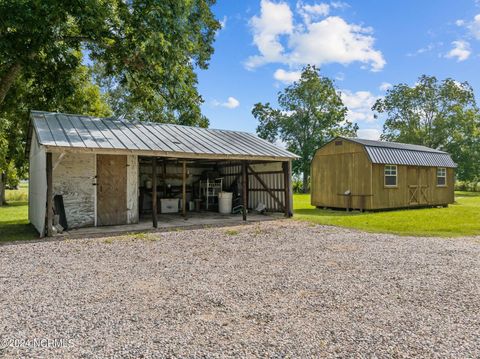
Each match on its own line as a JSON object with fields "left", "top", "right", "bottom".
{"left": 371, "top": 164, "right": 454, "bottom": 209}
{"left": 53, "top": 153, "right": 95, "bottom": 228}
{"left": 28, "top": 131, "right": 47, "bottom": 235}
{"left": 311, "top": 139, "right": 455, "bottom": 210}
{"left": 311, "top": 140, "right": 372, "bottom": 209}
{"left": 126, "top": 155, "right": 138, "bottom": 224}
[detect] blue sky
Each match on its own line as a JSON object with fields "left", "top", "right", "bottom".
{"left": 197, "top": 0, "right": 480, "bottom": 139}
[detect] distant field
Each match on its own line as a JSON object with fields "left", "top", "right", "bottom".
{"left": 1, "top": 184, "right": 480, "bottom": 242}
{"left": 294, "top": 192, "right": 480, "bottom": 237}
{"left": 1, "top": 183, "right": 36, "bottom": 242}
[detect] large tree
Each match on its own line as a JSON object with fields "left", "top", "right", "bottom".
{"left": 373, "top": 75, "right": 480, "bottom": 181}
{"left": 253, "top": 65, "right": 358, "bottom": 193}
{"left": 0, "top": 58, "right": 111, "bottom": 205}
{"left": 0, "top": 0, "right": 219, "bottom": 125}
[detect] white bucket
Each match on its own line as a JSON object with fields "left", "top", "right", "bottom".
{"left": 218, "top": 192, "right": 233, "bottom": 214}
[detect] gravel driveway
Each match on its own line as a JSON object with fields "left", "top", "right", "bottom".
{"left": 1, "top": 221, "right": 479, "bottom": 358}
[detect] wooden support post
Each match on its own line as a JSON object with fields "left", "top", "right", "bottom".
{"left": 152, "top": 157, "right": 158, "bottom": 228}
{"left": 283, "top": 161, "right": 291, "bottom": 217}
{"left": 162, "top": 160, "right": 167, "bottom": 196}
{"left": 182, "top": 161, "right": 187, "bottom": 218}
{"left": 46, "top": 152, "right": 53, "bottom": 237}
{"left": 242, "top": 161, "right": 248, "bottom": 221}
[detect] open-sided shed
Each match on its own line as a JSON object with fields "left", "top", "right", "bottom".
{"left": 311, "top": 137, "right": 456, "bottom": 211}
{"left": 28, "top": 111, "right": 298, "bottom": 237}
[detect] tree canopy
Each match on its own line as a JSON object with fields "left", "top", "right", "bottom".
{"left": 373, "top": 75, "right": 480, "bottom": 181}
{"left": 0, "top": 0, "right": 220, "bottom": 125}
{"left": 0, "top": 0, "right": 220, "bottom": 204}
{"left": 253, "top": 65, "right": 358, "bottom": 192}
{"left": 0, "top": 57, "right": 112, "bottom": 204}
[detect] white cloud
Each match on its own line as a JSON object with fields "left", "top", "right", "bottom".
{"left": 246, "top": 0, "right": 385, "bottom": 72}
{"left": 341, "top": 90, "right": 379, "bottom": 123}
{"left": 445, "top": 40, "right": 471, "bottom": 61}
{"left": 335, "top": 72, "right": 345, "bottom": 81}
{"left": 357, "top": 128, "right": 381, "bottom": 140}
{"left": 219, "top": 16, "right": 228, "bottom": 29}
{"left": 379, "top": 82, "right": 392, "bottom": 91}
{"left": 331, "top": 1, "right": 350, "bottom": 9}
{"left": 470, "top": 14, "right": 480, "bottom": 39}
{"left": 406, "top": 43, "right": 436, "bottom": 57}
{"left": 212, "top": 97, "right": 240, "bottom": 109}
{"left": 245, "top": 0, "right": 293, "bottom": 69}
{"left": 297, "top": 2, "right": 330, "bottom": 23}
{"left": 454, "top": 14, "right": 480, "bottom": 39}
{"left": 273, "top": 68, "right": 302, "bottom": 84}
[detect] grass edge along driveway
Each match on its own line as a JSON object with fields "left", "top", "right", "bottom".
{"left": 293, "top": 192, "right": 480, "bottom": 237}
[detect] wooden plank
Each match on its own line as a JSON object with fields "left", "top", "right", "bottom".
{"left": 283, "top": 161, "right": 291, "bottom": 217}
{"left": 152, "top": 157, "right": 158, "bottom": 228}
{"left": 242, "top": 161, "right": 247, "bottom": 221}
{"left": 248, "top": 165, "right": 285, "bottom": 211}
{"left": 96, "top": 155, "right": 127, "bottom": 225}
{"left": 44, "top": 144, "right": 293, "bottom": 162}
{"left": 46, "top": 152, "right": 53, "bottom": 237}
{"left": 182, "top": 161, "right": 187, "bottom": 217}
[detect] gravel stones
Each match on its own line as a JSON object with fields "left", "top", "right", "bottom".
{"left": 1, "top": 221, "right": 479, "bottom": 358}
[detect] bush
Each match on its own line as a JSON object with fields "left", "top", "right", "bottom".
{"left": 293, "top": 179, "right": 310, "bottom": 193}
{"left": 455, "top": 180, "right": 480, "bottom": 192}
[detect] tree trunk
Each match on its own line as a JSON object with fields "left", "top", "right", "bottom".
{"left": 0, "top": 172, "right": 6, "bottom": 206}
{"left": 302, "top": 171, "right": 309, "bottom": 193}
{"left": 0, "top": 61, "right": 22, "bottom": 106}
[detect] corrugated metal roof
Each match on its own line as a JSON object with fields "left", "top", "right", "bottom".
{"left": 31, "top": 111, "right": 298, "bottom": 160}
{"left": 340, "top": 137, "right": 457, "bottom": 168}
{"left": 345, "top": 137, "right": 446, "bottom": 153}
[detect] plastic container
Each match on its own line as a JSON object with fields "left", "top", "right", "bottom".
{"left": 160, "top": 198, "right": 179, "bottom": 213}
{"left": 218, "top": 192, "right": 233, "bottom": 214}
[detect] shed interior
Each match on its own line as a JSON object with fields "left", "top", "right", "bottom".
{"left": 136, "top": 157, "right": 290, "bottom": 221}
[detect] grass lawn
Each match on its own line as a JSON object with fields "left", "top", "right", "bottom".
{"left": 1, "top": 184, "right": 479, "bottom": 242}
{"left": 0, "top": 183, "right": 37, "bottom": 242}
{"left": 294, "top": 191, "right": 480, "bottom": 237}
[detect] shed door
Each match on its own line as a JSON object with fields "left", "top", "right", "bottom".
{"left": 407, "top": 166, "right": 429, "bottom": 205}
{"left": 97, "top": 154, "right": 127, "bottom": 226}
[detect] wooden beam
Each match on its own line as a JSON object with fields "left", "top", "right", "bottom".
{"left": 182, "top": 161, "right": 187, "bottom": 218}
{"left": 283, "top": 161, "right": 291, "bottom": 217}
{"left": 242, "top": 161, "right": 248, "bottom": 221}
{"left": 248, "top": 165, "right": 285, "bottom": 211}
{"left": 46, "top": 152, "right": 53, "bottom": 237}
{"left": 152, "top": 157, "right": 158, "bottom": 228}
{"left": 44, "top": 145, "right": 295, "bottom": 163}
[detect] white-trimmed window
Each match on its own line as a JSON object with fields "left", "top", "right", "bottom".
{"left": 437, "top": 167, "right": 447, "bottom": 186}
{"left": 384, "top": 165, "right": 397, "bottom": 187}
